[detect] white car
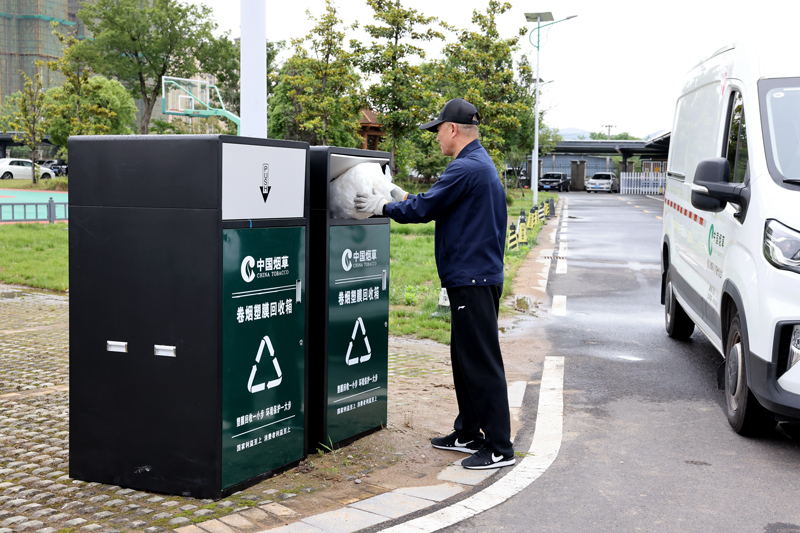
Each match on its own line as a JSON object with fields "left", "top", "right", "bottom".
{"left": 585, "top": 172, "right": 619, "bottom": 193}
{"left": 0, "top": 158, "right": 54, "bottom": 180}
{"left": 661, "top": 38, "right": 800, "bottom": 435}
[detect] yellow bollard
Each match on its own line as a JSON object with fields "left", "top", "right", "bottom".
{"left": 527, "top": 206, "right": 535, "bottom": 231}
{"left": 508, "top": 222, "right": 518, "bottom": 251}
{"left": 519, "top": 218, "right": 528, "bottom": 246}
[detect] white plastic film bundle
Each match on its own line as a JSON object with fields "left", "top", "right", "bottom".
{"left": 330, "top": 163, "right": 393, "bottom": 220}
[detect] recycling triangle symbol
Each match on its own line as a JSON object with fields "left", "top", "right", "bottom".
{"left": 345, "top": 317, "right": 371, "bottom": 366}
{"left": 247, "top": 335, "right": 283, "bottom": 393}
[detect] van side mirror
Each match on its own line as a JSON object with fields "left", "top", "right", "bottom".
{"left": 691, "top": 157, "right": 747, "bottom": 214}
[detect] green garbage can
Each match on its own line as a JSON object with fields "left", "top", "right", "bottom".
{"left": 308, "top": 147, "right": 391, "bottom": 451}
{"left": 69, "top": 135, "right": 310, "bottom": 498}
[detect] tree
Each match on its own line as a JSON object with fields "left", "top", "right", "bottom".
{"left": 150, "top": 116, "right": 230, "bottom": 134}
{"left": 216, "top": 39, "right": 285, "bottom": 121}
{"left": 7, "top": 62, "right": 50, "bottom": 184}
{"left": 0, "top": 92, "right": 22, "bottom": 133}
{"left": 46, "top": 76, "right": 137, "bottom": 152}
{"left": 402, "top": 129, "right": 449, "bottom": 181}
{"left": 77, "top": 0, "right": 238, "bottom": 134}
{"left": 501, "top": 54, "right": 561, "bottom": 185}
{"left": 439, "top": 1, "right": 528, "bottom": 175}
{"left": 352, "top": 0, "right": 445, "bottom": 175}
{"left": 45, "top": 23, "right": 135, "bottom": 158}
{"left": 280, "top": 0, "right": 363, "bottom": 147}
{"left": 590, "top": 131, "right": 640, "bottom": 140}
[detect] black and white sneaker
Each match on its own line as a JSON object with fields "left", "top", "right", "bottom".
{"left": 461, "top": 446, "right": 516, "bottom": 469}
{"left": 430, "top": 432, "right": 484, "bottom": 454}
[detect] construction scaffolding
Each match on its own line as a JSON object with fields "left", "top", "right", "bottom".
{"left": 0, "top": 0, "right": 86, "bottom": 106}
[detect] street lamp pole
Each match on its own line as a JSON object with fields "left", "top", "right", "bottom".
{"left": 525, "top": 12, "right": 577, "bottom": 209}
{"left": 532, "top": 14, "right": 542, "bottom": 210}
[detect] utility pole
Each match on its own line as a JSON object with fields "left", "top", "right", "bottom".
{"left": 240, "top": 0, "right": 267, "bottom": 138}
{"left": 602, "top": 124, "right": 615, "bottom": 171}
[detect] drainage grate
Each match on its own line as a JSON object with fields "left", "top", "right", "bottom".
{"left": 539, "top": 255, "right": 566, "bottom": 260}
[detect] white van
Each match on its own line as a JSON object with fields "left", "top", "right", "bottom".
{"left": 662, "top": 41, "right": 800, "bottom": 435}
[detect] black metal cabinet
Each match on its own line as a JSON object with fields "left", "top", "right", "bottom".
{"left": 69, "top": 135, "right": 310, "bottom": 499}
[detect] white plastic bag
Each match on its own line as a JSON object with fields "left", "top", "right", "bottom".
{"left": 329, "top": 163, "right": 393, "bottom": 220}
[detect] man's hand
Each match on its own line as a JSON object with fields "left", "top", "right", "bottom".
{"left": 355, "top": 190, "right": 387, "bottom": 216}
{"left": 390, "top": 186, "right": 408, "bottom": 202}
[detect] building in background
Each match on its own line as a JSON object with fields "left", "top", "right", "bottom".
{"left": 358, "top": 109, "right": 384, "bottom": 151}
{"left": 0, "top": 0, "right": 86, "bottom": 105}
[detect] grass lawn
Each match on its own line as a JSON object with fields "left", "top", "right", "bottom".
{"left": 389, "top": 188, "right": 555, "bottom": 344}
{"left": 0, "top": 223, "right": 69, "bottom": 291}
{"left": 0, "top": 188, "right": 556, "bottom": 344}
{"left": 0, "top": 178, "right": 68, "bottom": 191}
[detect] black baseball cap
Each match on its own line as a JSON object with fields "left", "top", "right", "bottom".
{"left": 419, "top": 98, "right": 481, "bottom": 132}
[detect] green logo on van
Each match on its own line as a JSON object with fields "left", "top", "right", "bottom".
{"left": 708, "top": 225, "right": 714, "bottom": 256}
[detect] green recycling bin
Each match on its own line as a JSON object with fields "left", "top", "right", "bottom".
{"left": 69, "top": 135, "right": 309, "bottom": 498}
{"left": 308, "top": 147, "right": 391, "bottom": 450}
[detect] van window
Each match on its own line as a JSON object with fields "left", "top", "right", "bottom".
{"left": 762, "top": 81, "right": 800, "bottom": 181}
{"left": 668, "top": 81, "right": 723, "bottom": 180}
{"left": 724, "top": 91, "right": 748, "bottom": 183}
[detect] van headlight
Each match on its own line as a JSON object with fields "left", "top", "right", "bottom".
{"left": 764, "top": 219, "right": 800, "bottom": 274}
{"left": 791, "top": 326, "right": 800, "bottom": 370}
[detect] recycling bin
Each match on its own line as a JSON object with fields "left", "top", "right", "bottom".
{"left": 68, "top": 135, "right": 309, "bottom": 499}
{"left": 308, "top": 147, "right": 391, "bottom": 450}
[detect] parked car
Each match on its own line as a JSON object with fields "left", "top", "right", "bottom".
{"left": 0, "top": 158, "right": 54, "bottom": 180}
{"left": 585, "top": 172, "right": 619, "bottom": 193}
{"left": 538, "top": 172, "right": 571, "bottom": 192}
{"left": 36, "top": 160, "right": 67, "bottom": 176}
{"left": 661, "top": 39, "right": 800, "bottom": 435}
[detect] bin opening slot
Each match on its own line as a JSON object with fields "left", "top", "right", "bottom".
{"left": 329, "top": 154, "right": 390, "bottom": 182}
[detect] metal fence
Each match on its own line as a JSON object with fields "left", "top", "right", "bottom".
{"left": 0, "top": 198, "right": 68, "bottom": 223}
{"left": 620, "top": 173, "right": 666, "bottom": 195}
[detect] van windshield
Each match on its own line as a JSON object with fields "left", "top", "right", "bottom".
{"left": 761, "top": 78, "right": 800, "bottom": 186}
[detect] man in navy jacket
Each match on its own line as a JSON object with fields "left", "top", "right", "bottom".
{"left": 355, "top": 98, "right": 514, "bottom": 469}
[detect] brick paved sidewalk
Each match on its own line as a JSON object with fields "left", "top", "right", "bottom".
{"left": 0, "top": 286, "right": 471, "bottom": 533}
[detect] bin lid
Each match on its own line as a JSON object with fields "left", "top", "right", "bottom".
{"left": 330, "top": 154, "right": 390, "bottom": 181}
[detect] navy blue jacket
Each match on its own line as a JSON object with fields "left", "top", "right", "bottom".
{"left": 385, "top": 139, "right": 507, "bottom": 288}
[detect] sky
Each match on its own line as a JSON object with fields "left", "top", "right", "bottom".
{"left": 184, "top": 0, "right": 798, "bottom": 139}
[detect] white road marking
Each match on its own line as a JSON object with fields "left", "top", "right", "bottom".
{"left": 556, "top": 259, "right": 567, "bottom": 274}
{"left": 380, "top": 357, "right": 565, "bottom": 533}
{"left": 552, "top": 295, "right": 567, "bottom": 316}
{"left": 558, "top": 242, "right": 568, "bottom": 256}
{"left": 507, "top": 381, "right": 527, "bottom": 409}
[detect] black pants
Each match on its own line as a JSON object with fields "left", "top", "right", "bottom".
{"left": 447, "top": 283, "right": 513, "bottom": 457}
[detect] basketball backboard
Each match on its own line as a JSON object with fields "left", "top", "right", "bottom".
{"left": 162, "top": 77, "right": 211, "bottom": 115}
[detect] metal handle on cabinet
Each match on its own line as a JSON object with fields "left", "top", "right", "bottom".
{"left": 154, "top": 345, "right": 176, "bottom": 357}
{"left": 382, "top": 270, "right": 387, "bottom": 291}
{"left": 296, "top": 279, "right": 302, "bottom": 303}
{"left": 107, "top": 341, "right": 127, "bottom": 353}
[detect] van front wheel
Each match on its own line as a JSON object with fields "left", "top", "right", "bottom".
{"left": 725, "top": 314, "right": 774, "bottom": 435}
{"left": 664, "top": 268, "right": 694, "bottom": 340}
